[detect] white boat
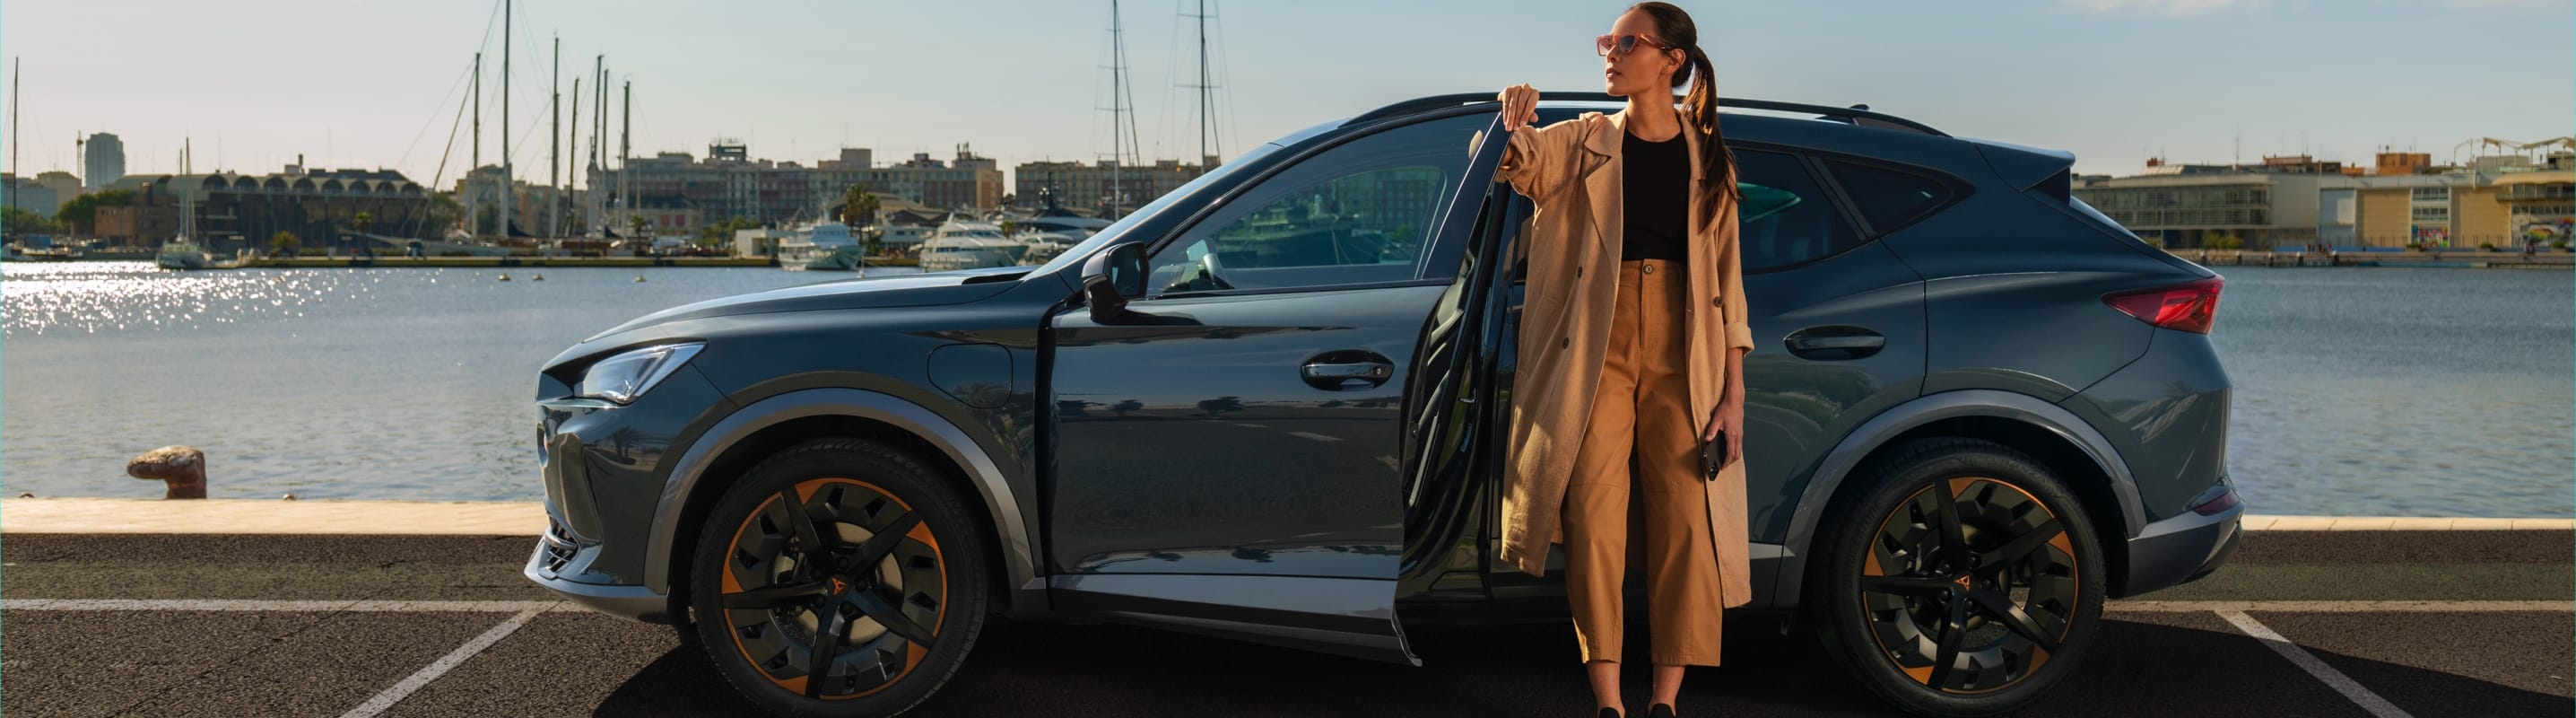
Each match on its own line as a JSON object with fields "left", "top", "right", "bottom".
{"left": 155, "top": 239, "right": 242, "bottom": 270}
{"left": 1016, "top": 231, "right": 1079, "bottom": 267}
{"left": 917, "top": 219, "right": 1025, "bottom": 273}
{"left": 790, "top": 223, "right": 868, "bottom": 272}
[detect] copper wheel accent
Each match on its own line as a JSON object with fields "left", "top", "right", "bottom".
{"left": 1858, "top": 477, "right": 2078, "bottom": 695}
{"left": 717, "top": 477, "right": 947, "bottom": 700}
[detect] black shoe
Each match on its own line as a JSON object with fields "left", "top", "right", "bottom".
{"left": 1597, "top": 709, "right": 1623, "bottom": 718}
{"left": 1648, "top": 705, "right": 1677, "bottom": 718}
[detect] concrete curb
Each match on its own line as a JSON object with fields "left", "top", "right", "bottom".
{"left": 3, "top": 499, "right": 2571, "bottom": 535}
{"left": 0, "top": 498, "right": 545, "bottom": 535}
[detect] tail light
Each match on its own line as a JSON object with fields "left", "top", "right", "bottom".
{"left": 2103, "top": 276, "right": 2224, "bottom": 334}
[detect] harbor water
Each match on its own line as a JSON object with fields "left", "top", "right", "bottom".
{"left": 4, "top": 261, "right": 2569, "bottom": 517}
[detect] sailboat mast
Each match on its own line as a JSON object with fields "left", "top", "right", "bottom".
{"left": 620, "top": 80, "right": 631, "bottom": 231}
{"left": 500, "top": 0, "right": 512, "bottom": 241}
{"left": 1106, "top": 1, "right": 1127, "bottom": 216}
{"left": 470, "top": 51, "right": 481, "bottom": 239}
{"left": 11, "top": 57, "right": 19, "bottom": 220}
{"left": 569, "top": 75, "right": 580, "bottom": 236}
{"left": 550, "top": 35, "right": 560, "bottom": 238}
{"left": 1198, "top": 0, "right": 1209, "bottom": 164}
{"left": 592, "top": 57, "right": 605, "bottom": 233}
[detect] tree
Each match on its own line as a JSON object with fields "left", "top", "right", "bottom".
{"left": 841, "top": 183, "right": 881, "bottom": 228}
{"left": 628, "top": 215, "right": 651, "bottom": 238}
{"left": 3, "top": 206, "right": 59, "bottom": 236}
{"left": 269, "top": 231, "right": 300, "bottom": 257}
{"left": 54, "top": 189, "right": 135, "bottom": 235}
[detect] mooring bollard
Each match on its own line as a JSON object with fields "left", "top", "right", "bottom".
{"left": 126, "top": 445, "right": 208, "bottom": 499}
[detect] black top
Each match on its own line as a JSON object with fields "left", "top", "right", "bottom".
{"left": 1621, "top": 127, "right": 1690, "bottom": 261}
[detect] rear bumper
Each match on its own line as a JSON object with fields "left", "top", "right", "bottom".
{"left": 2118, "top": 486, "right": 2245, "bottom": 597}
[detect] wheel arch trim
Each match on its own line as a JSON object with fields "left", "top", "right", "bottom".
{"left": 642, "top": 387, "right": 1039, "bottom": 611}
{"left": 1772, "top": 389, "right": 2143, "bottom": 607}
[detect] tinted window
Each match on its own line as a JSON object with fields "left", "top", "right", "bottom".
{"left": 1826, "top": 160, "right": 1955, "bottom": 233}
{"left": 1733, "top": 148, "right": 1865, "bottom": 271}
{"left": 1145, "top": 113, "right": 1484, "bottom": 295}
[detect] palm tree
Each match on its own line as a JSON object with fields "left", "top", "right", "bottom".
{"left": 351, "top": 212, "right": 374, "bottom": 257}
{"left": 843, "top": 184, "right": 883, "bottom": 255}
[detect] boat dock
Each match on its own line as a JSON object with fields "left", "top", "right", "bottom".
{"left": 2169, "top": 248, "right": 2575, "bottom": 268}
{"left": 227, "top": 255, "right": 921, "bottom": 268}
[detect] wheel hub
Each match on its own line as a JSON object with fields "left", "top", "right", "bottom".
{"left": 1858, "top": 476, "right": 2081, "bottom": 695}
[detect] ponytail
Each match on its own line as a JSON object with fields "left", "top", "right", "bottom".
{"left": 1677, "top": 45, "right": 1738, "bottom": 209}
{"left": 1632, "top": 1, "right": 1737, "bottom": 212}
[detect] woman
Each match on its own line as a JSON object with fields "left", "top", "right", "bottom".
{"left": 1491, "top": 4, "right": 1756, "bottom": 717}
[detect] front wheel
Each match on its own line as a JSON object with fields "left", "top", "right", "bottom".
{"left": 1808, "top": 438, "right": 2105, "bottom": 717}
{"left": 689, "top": 438, "right": 989, "bottom": 717}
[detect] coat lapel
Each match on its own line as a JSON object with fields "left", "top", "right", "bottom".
{"left": 1580, "top": 110, "right": 1626, "bottom": 256}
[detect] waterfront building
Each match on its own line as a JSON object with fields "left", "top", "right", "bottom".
{"left": 84, "top": 132, "right": 125, "bottom": 190}
{"left": 3, "top": 174, "right": 63, "bottom": 218}
{"left": 1012, "top": 157, "right": 1212, "bottom": 215}
{"left": 600, "top": 142, "right": 1005, "bottom": 231}
{"left": 91, "top": 167, "right": 433, "bottom": 251}
{"left": 2076, "top": 151, "right": 2576, "bottom": 250}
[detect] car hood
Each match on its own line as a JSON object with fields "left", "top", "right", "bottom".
{"left": 582, "top": 266, "right": 1028, "bottom": 342}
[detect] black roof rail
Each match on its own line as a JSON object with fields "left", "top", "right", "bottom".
{"left": 1344, "top": 92, "right": 1946, "bottom": 137}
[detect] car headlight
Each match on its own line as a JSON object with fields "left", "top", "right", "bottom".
{"left": 576, "top": 343, "right": 705, "bottom": 405}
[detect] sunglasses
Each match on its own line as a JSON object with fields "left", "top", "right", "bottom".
{"left": 1596, "top": 32, "right": 1675, "bottom": 57}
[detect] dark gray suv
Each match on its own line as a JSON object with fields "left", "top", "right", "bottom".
{"left": 526, "top": 93, "right": 2243, "bottom": 717}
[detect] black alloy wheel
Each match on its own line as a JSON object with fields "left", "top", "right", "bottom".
{"left": 691, "top": 439, "right": 988, "bottom": 717}
{"left": 1809, "top": 437, "right": 2104, "bottom": 717}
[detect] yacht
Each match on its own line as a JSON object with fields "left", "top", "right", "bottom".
{"left": 795, "top": 223, "right": 869, "bottom": 272}
{"left": 917, "top": 219, "right": 1025, "bottom": 273}
{"left": 1016, "top": 231, "right": 1080, "bottom": 267}
{"left": 155, "top": 239, "right": 242, "bottom": 270}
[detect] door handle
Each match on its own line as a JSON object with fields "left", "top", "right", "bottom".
{"left": 1783, "top": 328, "right": 1886, "bottom": 360}
{"left": 1302, "top": 353, "right": 1395, "bottom": 390}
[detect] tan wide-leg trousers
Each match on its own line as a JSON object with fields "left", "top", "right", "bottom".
{"left": 1562, "top": 258, "right": 1726, "bottom": 667}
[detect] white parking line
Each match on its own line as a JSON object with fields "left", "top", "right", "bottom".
{"left": 2216, "top": 609, "right": 2416, "bottom": 718}
{"left": 2110, "top": 600, "right": 2572, "bottom": 613}
{"left": 337, "top": 605, "right": 554, "bottom": 718}
{"left": 1288, "top": 431, "right": 1343, "bottom": 442}
{"left": 1230, "top": 423, "right": 1269, "bottom": 428}
{"left": 10, "top": 598, "right": 2562, "bottom": 615}
{"left": 0, "top": 599, "right": 570, "bottom": 612}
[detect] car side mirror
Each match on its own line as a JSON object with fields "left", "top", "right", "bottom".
{"left": 1080, "top": 243, "right": 1146, "bottom": 322}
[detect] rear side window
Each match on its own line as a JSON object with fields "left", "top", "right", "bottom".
{"left": 1824, "top": 160, "right": 1957, "bottom": 234}
{"left": 1732, "top": 148, "right": 1866, "bottom": 272}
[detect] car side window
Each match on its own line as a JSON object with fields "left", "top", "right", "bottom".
{"left": 1825, "top": 160, "right": 1958, "bottom": 234}
{"left": 1144, "top": 113, "right": 1486, "bottom": 296}
{"left": 1732, "top": 148, "right": 1866, "bottom": 272}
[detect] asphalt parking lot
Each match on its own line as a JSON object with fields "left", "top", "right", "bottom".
{"left": 3, "top": 530, "right": 2567, "bottom": 717}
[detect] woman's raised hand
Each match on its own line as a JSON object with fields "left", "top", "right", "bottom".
{"left": 1497, "top": 83, "right": 1539, "bottom": 131}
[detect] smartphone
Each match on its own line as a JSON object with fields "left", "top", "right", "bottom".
{"left": 1700, "top": 430, "right": 1727, "bottom": 478}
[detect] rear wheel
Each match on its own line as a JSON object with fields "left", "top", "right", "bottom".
{"left": 689, "top": 438, "right": 988, "bottom": 717}
{"left": 1808, "top": 438, "right": 2104, "bottom": 717}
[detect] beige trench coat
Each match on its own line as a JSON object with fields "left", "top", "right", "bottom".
{"left": 1493, "top": 107, "right": 1756, "bottom": 610}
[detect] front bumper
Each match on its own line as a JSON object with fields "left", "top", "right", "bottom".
{"left": 520, "top": 362, "right": 732, "bottom": 623}
{"left": 525, "top": 538, "right": 674, "bottom": 622}
{"left": 2119, "top": 482, "right": 2245, "bottom": 597}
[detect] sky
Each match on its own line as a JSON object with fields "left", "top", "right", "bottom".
{"left": 1, "top": 0, "right": 2568, "bottom": 190}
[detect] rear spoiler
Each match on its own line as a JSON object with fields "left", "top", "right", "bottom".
{"left": 1968, "top": 137, "right": 2076, "bottom": 202}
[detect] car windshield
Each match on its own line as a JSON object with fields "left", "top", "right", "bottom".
{"left": 1030, "top": 142, "right": 1288, "bottom": 276}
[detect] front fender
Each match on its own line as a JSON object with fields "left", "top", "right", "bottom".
{"left": 645, "top": 387, "right": 1044, "bottom": 614}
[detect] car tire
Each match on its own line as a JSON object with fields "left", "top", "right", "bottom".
{"left": 689, "top": 438, "right": 988, "bottom": 717}
{"left": 1807, "top": 437, "right": 2105, "bottom": 717}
